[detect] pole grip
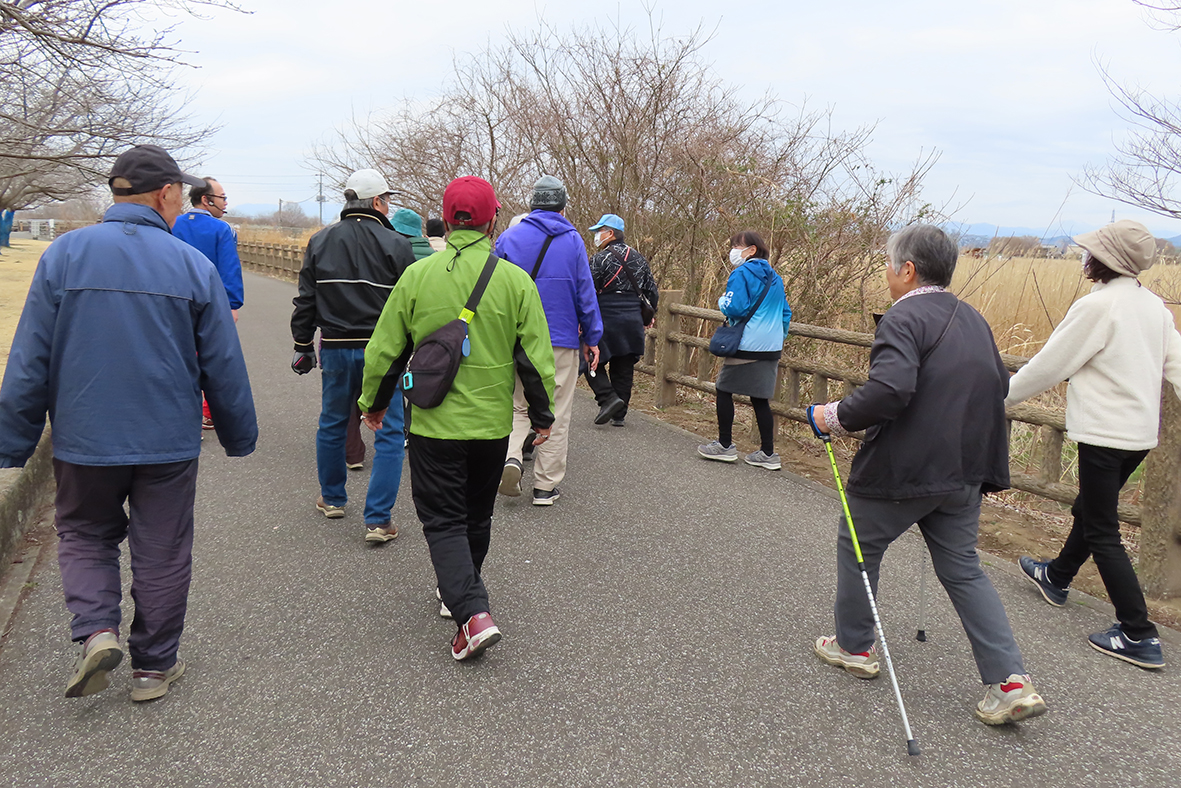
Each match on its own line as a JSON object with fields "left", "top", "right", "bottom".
{"left": 806, "top": 404, "right": 830, "bottom": 441}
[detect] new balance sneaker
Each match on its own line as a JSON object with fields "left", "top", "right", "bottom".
{"left": 975, "top": 673, "right": 1047, "bottom": 725}
{"left": 1088, "top": 623, "right": 1165, "bottom": 669}
{"left": 64, "top": 629, "right": 123, "bottom": 698}
{"left": 532, "top": 487, "right": 560, "bottom": 506}
{"left": 697, "top": 441, "right": 738, "bottom": 462}
{"left": 316, "top": 498, "right": 345, "bottom": 518}
{"left": 499, "top": 459, "right": 523, "bottom": 497}
{"left": 130, "top": 659, "right": 186, "bottom": 702}
{"left": 365, "top": 524, "right": 398, "bottom": 544}
{"left": 814, "top": 635, "right": 880, "bottom": 679}
{"left": 1019, "top": 556, "right": 1068, "bottom": 607}
{"left": 437, "top": 587, "right": 452, "bottom": 619}
{"left": 452, "top": 613, "right": 501, "bottom": 660}
{"left": 744, "top": 450, "right": 782, "bottom": 470}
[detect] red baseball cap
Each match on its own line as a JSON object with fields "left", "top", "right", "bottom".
{"left": 443, "top": 176, "right": 500, "bottom": 226}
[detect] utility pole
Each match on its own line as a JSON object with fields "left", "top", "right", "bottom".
{"left": 278, "top": 199, "right": 283, "bottom": 228}
{"left": 317, "top": 173, "right": 326, "bottom": 225}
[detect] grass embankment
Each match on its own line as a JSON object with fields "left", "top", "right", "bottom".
{"left": 0, "top": 240, "right": 50, "bottom": 381}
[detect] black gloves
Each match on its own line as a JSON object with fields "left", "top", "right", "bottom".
{"left": 292, "top": 349, "right": 316, "bottom": 375}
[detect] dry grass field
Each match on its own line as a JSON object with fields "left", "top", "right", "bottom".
{"left": 233, "top": 225, "right": 319, "bottom": 247}
{"left": 0, "top": 240, "right": 50, "bottom": 381}
{"left": 954, "top": 255, "right": 1181, "bottom": 355}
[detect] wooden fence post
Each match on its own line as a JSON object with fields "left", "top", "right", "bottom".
{"left": 1140, "top": 387, "right": 1181, "bottom": 598}
{"left": 653, "top": 289, "right": 683, "bottom": 409}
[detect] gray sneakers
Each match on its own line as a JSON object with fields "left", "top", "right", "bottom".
{"left": 744, "top": 450, "right": 781, "bottom": 470}
{"left": 697, "top": 441, "right": 738, "bottom": 462}
{"left": 975, "top": 673, "right": 1047, "bottom": 725}
{"left": 499, "top": 459, "right": 523, "bottom": 497}
{"left": 130, "top": 659, "right": 186, "bottom": 702}
{"left": 814, "top": 635, "right": 880, "bottom": 679}
{"left": 65, "top": 629, "right": 123, "bottom": 698}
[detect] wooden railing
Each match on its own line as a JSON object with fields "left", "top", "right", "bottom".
{"left": 238, "top": 241, "right": 303, "bottom": 282}
{"left": 641, "top": 290, "right": 1181, "bottom": 597}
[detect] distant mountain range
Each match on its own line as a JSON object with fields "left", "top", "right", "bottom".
{"left": 947, "top": 222, "right": 1181, "bottom": 247}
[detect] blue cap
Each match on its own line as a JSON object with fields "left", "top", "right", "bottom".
{"left": 589, "top": 213, "right": 625, "bottom": 233}
{"left": 390, "top": 207, "right": 423, "bottom": 237}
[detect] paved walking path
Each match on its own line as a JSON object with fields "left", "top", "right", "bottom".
{"left": 2, "top": 271, "right": 1180, "bottom": 787}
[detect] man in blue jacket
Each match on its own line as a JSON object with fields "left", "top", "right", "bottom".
{"left": 495, "top": 175, "right": 603, "bottom": 505}
{"left": 172, "top": 176, "right": 244, "bottom": 431}
{"left": 0, "top": 145, "right": 258, "bottom": 702}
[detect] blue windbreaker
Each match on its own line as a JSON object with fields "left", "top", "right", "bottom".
{"left": 718, "top": 258, "right": 791, "bottom": 354}
{"left": 495, "top": 210, "right": 602, "bottom": 349}
{"left": 0, "top": 203, "right": 257, "bottom": 467}
{"left": 172, "top": 209, "right": 245, "bottom": 309}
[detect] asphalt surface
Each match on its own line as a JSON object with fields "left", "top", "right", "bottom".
{"left": 2, "top": 271, "right": 1180, "bottom": 787}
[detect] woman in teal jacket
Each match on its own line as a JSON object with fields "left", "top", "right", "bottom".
{"left": 698, "top": 230, "right": 791, "bottom": 470}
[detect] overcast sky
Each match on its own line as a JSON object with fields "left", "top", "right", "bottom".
{"left": 167, "top": 0, "right": 1181, "bottom": 236}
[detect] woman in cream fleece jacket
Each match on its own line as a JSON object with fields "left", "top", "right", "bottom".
{"left": 1006, "top": 220, "right": 1181, "bottom": 670}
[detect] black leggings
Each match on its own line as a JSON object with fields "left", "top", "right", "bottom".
{"left": 716, "top": 391, "right": 775, "bottom": 455}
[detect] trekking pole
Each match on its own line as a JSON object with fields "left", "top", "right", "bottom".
{"left": 916, "top": 537, "right": 928, "bottom": 642}
{"left": 807, "top": 405, "right": 920, "bottom": 757}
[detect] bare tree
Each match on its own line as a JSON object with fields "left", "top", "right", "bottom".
{"left": 313, "top": 15, "right": 939, "bottom": 323}
{"left": 1081, "top": 1, "right": 1181, "bottom": 219}
{"left": 0, "top": 0, "right": 242, "bottom": 211}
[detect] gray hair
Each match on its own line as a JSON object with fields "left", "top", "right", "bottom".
{"left": 885, "top": 224, "right": 958, "bottom": 287}
{"left": 343, "top": 189, "right": 374, "bottom": 211}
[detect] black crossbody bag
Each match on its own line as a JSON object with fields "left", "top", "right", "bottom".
{"left": 401, "top": 253, "right": 499, "bottom": 409}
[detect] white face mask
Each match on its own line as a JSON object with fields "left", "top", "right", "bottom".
{"left": 596, "top": 231, "right": 610, "bottom": 247}
{"left": 729, "top": 248, "right": 747, "bottom": 267}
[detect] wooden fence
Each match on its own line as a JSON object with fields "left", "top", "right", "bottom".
{"left": 236, "top": 245, "right": 1181, "bottom": 597}
{"left": 642, "top": 290, "right": 1181, "bottom": 598}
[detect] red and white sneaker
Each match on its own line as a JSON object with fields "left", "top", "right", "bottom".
{"left": 975, "top": 673, "right": 1047, "bottom": 725}
{"left": 452, "top": 612, "right": 501, "bottom": 661}
{"left": 202, "top": 416, "right": 215, "bottom": 430}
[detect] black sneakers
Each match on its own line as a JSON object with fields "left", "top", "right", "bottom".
{"left": 532, "top": 487, "right": 560, "bottom": 506}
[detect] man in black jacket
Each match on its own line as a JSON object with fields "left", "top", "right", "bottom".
{"left": 291, "top": 169, "right": 415, "bottom": 542}
{"left": 810, "top": 224, "right": 1046, "bottom": 727}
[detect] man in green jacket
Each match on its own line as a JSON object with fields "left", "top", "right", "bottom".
{"left": 359, "top": 176, "right": 555, "bottom": 661}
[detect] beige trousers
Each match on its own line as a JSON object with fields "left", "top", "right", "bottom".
{"left": 507, "top": 346, "right": 579, "bottom": 492}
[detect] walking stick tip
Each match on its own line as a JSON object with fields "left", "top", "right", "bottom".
{"left": 907, "top": 739, "right": 921, "bottom": 757}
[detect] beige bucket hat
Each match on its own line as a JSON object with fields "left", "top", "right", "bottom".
{"left": 1073, "top": 219, "right": 1156, "bottom": 278}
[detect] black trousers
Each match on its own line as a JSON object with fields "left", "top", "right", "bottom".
{"left": 1048, "top": 443, "right": 1156, "bottom": 640}
{"left": 586, "top": 353, "right": 638, "bottom": 418}
{"left": 407, "top": 434, "right": 508, "bottom": 627}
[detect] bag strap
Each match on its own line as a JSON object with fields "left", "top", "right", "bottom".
{"left": 459, "top": 253, "right": 500, "bottom": 324}
{"left": 608, "top": 246, "right": 651, "bottom": 305}
{"left": 919, "top": 297, "right": 961, "bottom": 363}
{"left": 530, "top": 235, "right": 555, "bottom": 281}
{"left": 735, "top": 272, "right": 774, "bottom": 326}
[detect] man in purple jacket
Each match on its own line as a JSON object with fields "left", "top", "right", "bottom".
{"left": 495, "top": 175, "right": 603, "bottom": 506}
{"left": 0, "top": 145, "right": 258, "bottom": 702}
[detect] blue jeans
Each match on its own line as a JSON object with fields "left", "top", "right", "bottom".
{"left": 317, "top": 347, "right": 404, "bottom": 525}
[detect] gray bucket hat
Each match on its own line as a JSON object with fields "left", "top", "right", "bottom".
{"left": 1073, "top": 220, "right": 1156, "bottom": 278}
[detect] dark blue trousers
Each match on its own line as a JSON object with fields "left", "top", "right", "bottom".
{"left": 53, "top": 458, "right": 197, "bottom": 671}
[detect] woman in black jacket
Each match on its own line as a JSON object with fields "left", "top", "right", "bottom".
{"left": 584, "top": 214, "right": 658, "bottom": 427}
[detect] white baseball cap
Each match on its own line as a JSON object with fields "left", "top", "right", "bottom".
{"left": 345, "top": 168, "right": 392, "bottom": 200}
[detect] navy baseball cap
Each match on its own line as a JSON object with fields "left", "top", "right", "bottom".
{"left": 109, "top": 145, "right": 204, "bottom": 196}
